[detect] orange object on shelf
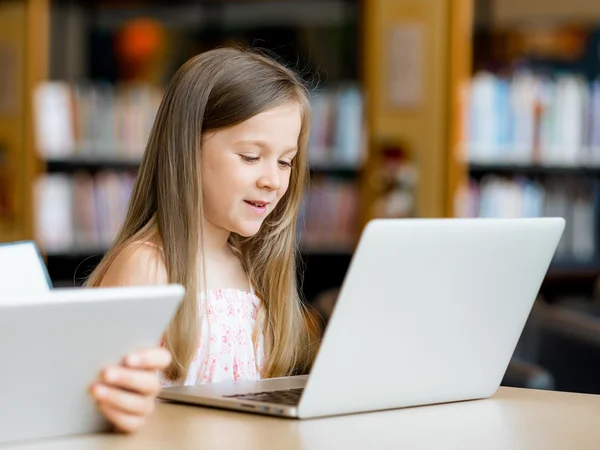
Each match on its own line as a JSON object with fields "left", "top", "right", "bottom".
{"left": 114, "top": 17, "right": 167, "bottom": 82}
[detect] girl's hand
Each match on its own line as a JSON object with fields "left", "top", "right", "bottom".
{"left": 90, "top": 347, "right": 172, "bottom": 433}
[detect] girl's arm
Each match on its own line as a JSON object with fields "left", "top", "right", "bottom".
{"left": 90, "top": 242, "right": 172, "bottom": 433}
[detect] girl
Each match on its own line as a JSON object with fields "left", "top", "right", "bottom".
{"left": 85, "top": 46, "right": 317, "bottom": 433}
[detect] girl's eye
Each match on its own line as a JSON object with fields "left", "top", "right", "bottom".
{"left": 278, "top": 160, "right": 293, "bottom": 168}
{"left": 240, "top": 155, "right": 259, "bottom": 163}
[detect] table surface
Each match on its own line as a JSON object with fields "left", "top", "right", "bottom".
{"left": 6, "top": 387, "right": 600, "bottom": 450}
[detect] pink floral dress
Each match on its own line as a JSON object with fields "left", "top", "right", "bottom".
{"left": 160, "top": 287, "right": 266, "bottom": 387}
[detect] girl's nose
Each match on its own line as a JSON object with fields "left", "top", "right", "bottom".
{"left": 256, "top": 162, "right": 282, "bottom": 191}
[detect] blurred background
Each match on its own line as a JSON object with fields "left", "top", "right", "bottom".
{"left": 2, "top": 0, "right": 600, "bottom": 394}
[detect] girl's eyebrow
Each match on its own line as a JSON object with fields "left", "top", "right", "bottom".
{"left": 234, "top": 139, "right": 298, "bottom": 154}
{"left": 233, "top": 139, "right": 268, "bottom": 149}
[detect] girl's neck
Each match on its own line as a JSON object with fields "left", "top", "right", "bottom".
{"left": 198, "top": 217, "right": 249, "bottom": 293}
{"left": 201, "top": 217, "right": 233, "bottom": 259}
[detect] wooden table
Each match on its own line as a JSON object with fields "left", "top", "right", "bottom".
{"left": 7, "top": 387, "right": 600, "bottom": 449}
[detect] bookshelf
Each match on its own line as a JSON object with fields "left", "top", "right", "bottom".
{"left": 450, "top": 0, "right": 600, "bottom": 280}
{"left": 363, "top": 0, "right": 468, "bottom": 222}
{"left": 2, "top": 0, "right": 475, "bottom": 291}
{"left": 0, "top": 0, "right": 48, "bottom": 243}
{"left": 8, "top": 0, "right": 370, "bottom": 290}
{"left": 32, "top": 79, "right": 365, "bottom": 258}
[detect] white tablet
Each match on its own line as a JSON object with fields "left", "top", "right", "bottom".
{"left": 0, "top": 241, "right": 52, "bottom": 294}
{"left": 0, "top": 284, "right": 184, "bottom": 444}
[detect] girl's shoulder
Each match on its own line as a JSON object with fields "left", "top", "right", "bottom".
{"left": 100, "top": 240, "right": 168, "bottom": 287}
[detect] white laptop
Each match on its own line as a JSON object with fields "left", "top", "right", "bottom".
{"left": 0, "top": 284, "right": 185, "bottom": 444}
{"left": 158, "top": 217, "right": 565, "bottom": 419}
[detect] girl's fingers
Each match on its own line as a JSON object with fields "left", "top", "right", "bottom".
{"left": 101, "top": 366, "right": 160, "bottom": 396}
{"left": 91, "top": 382, "right": 156, "bottom": 417}
{"left": 97, "top": 401, "right": 146, "bottom": 434}
{"left": 123, "top": 347, "right": 172, "bottom": 371}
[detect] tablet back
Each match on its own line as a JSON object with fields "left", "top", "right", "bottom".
{"left": 0, "top": 284, "right": 184, "bottom": 444}
{"left": 0, "top": 240, "right": 52, "bottom": 293}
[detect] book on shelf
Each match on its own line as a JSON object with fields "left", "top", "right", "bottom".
{"left": 309, "top": 84, "right": 366, "bottom": 168}
{"left": 33, "top": 81, "right": 162, "bottom": 161}
{"left": 463, "top": 71, "right": 600, "bottom": 166}
{"left": 34, "top": 172, "right": 135, "bottom": 254}
{"left": 34, "top": 171, "right": 360, "bottom": 256}
{"left": 456, "top": 176, "right": 598, "bottom": 262}
{"left": 32, "top": 80, "right": 365, "bottom": 255}
{"left": 33, "top": 80, "right": 366, "bottom": 169}
{"left": 297, "top": 178, "right": 360, "bottom": 251}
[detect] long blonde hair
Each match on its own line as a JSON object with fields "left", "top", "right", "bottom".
{"left": 86, "top": 46, "right": 315, "bottom": 382}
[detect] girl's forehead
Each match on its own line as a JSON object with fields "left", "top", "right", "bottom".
{"left": 208, "top": 104, "right": 302, "bottom": 145}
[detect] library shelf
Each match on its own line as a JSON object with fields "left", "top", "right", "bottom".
{"left": 45, "top": 157, "right": 142, "bottom": 173}
{"left": 44, "top": 156, "right": 362, "bottom": 177}
{"left": 469, "top": 162, "right": 600, "bottom": 178}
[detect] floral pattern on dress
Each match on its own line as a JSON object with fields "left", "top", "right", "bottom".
{"left": 160, "top": 288, "right": 266, "bottom": 387}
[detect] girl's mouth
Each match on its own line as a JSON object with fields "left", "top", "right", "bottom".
{"left": 244, "top": 200, "right": 268, "bottom": 214}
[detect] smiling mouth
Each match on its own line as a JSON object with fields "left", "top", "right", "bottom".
{"left": 244, "top": 200, "right": 268, "bottom": 208}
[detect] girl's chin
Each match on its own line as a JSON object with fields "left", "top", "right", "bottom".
{"left": 232, "top": 222, "right": 263, "bottom": 238}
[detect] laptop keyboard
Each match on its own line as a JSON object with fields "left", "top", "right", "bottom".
{"left": 223, "top": 387, "right": 304, "bottom": 406}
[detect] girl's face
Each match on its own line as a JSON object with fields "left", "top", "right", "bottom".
{"left": 201, "top": 102, "right": 302, "bottom": 238}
